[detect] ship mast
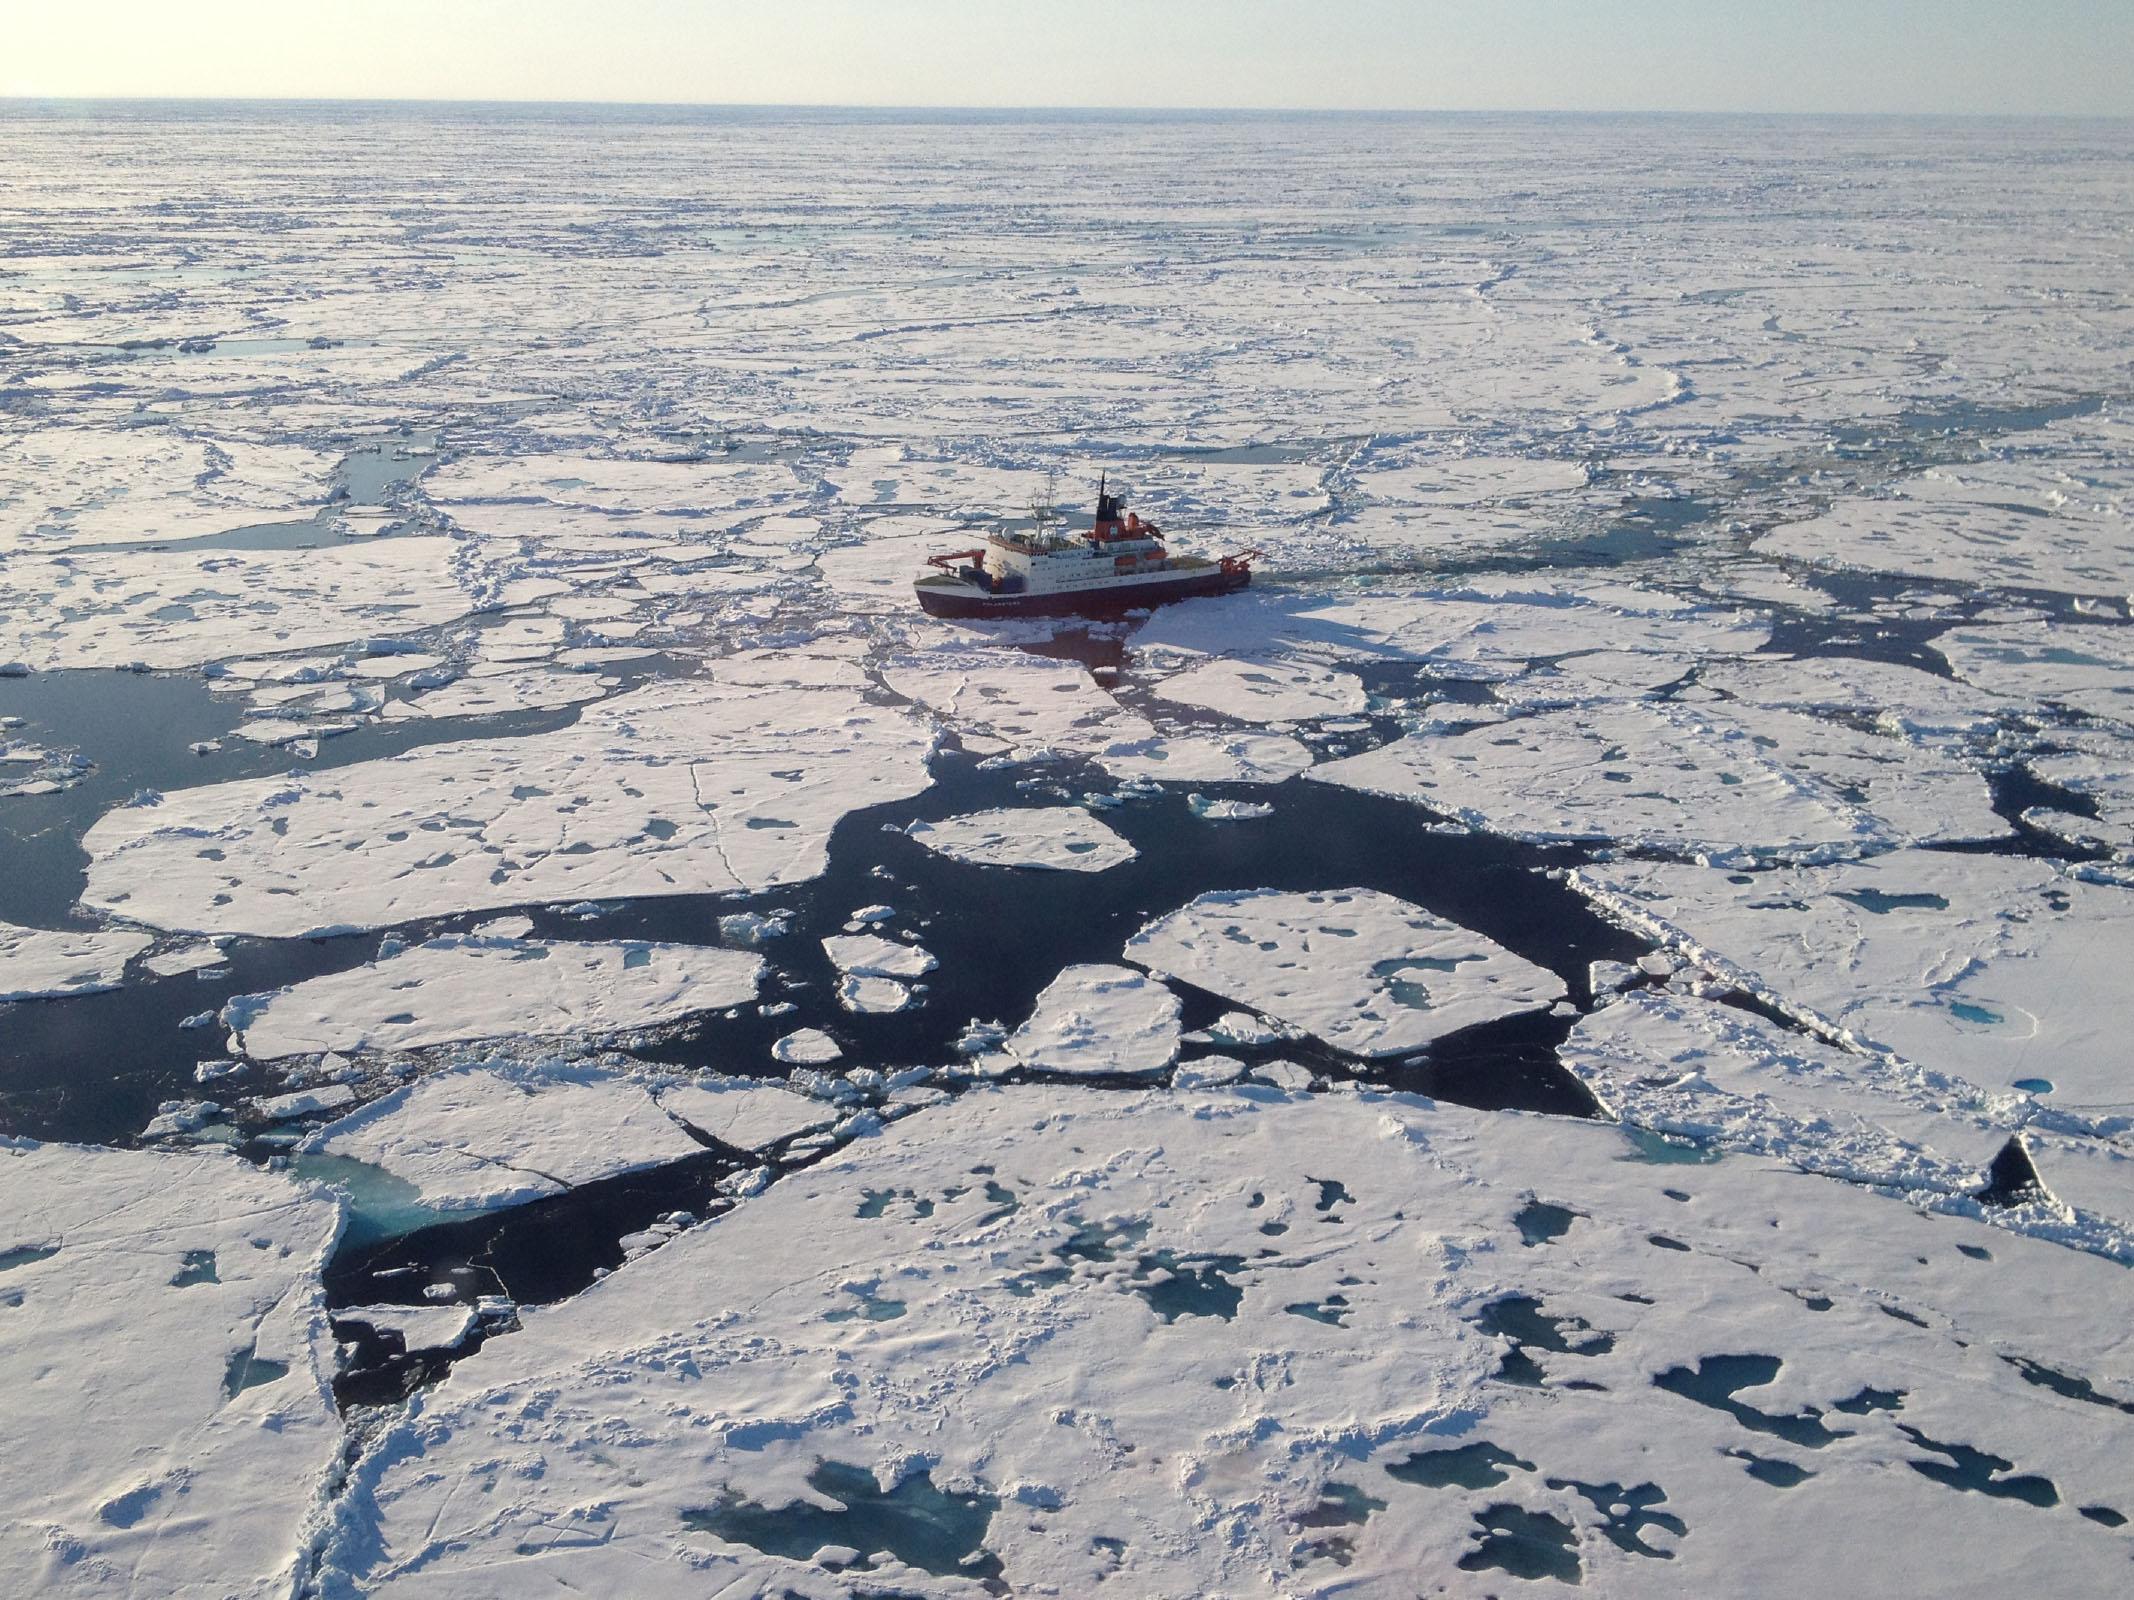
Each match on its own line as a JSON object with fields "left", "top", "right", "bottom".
{"left": 1028, "top": 468, "right": 1061, "bottom": 548}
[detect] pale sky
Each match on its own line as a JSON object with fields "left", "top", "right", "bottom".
{"left": 6, "top": 0, "right": 2132, "bottom": 116}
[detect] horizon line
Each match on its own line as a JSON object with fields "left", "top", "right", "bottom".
{"left": 2, "top": 94, "right": 2129, "bottom": 122}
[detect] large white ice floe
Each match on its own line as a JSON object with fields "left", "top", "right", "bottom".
{"left": 0, "top": 424, "right": 341, "bottom": 550}
{"left": 0, "top": 1140, "right": 342, "bottom": 1600}
{"left": 299, "top": 1060, "right": 707, "bottom": 1211}
{"left": 80, "top": 666, "right": 937, "bottom": 936}
{"left": 906, "top": 805, "right": 1137, "bottom": 871}
{"left": 1577, "top": 852, "right": 2134, "bottom": 1110}
{"left": 0, "top": 538, "right": 477, "bottom": 671}
{"left": 1147, "top": 656, "right": 1369, "bottom": 722}
{"left": 0, "top": 920, "right": 153, "bottom": 1002}
{"left": 1127, "top": 887, "right": 1565, "bottom": 1056}
{"left": 1754, "top": 465, "right": 2134, "bottom": 598}
{"left": 1006, "top": 963, "right": 1181, "bottom": 1076}
{"left": 1310, "top": 697, "right": 2003, "bottom": 858}
{"left": 1698, "top": 654, "right": 2013, "bottom": 742}
{"left": 312, "top": 1086, "right": 2134, "bottom": 1599}
{"left": 1932, "top": 620, "right": 2134, "bottom": 725}
{"left": 225, "top": 933, "right": 763, "bottom": 1059}
{"left": 1564, "top": 988, "right": 2018, "bottom": 1191}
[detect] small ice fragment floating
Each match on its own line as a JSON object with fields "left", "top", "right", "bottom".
{"left": 915, "top": 475, "right": 1255, "bottom": 619}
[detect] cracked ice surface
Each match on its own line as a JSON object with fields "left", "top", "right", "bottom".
{"left": 906, "top": 805, "right": 1137, "bottom": 872}
{"left": 78, "top": 669, "right": 937, "bottom": 936}
{"left": 1127, "top": 888, "right": 1565, "bottom": 1056}
{"left": 311, "top": 1087, "right": 2134, "bottom": 1599}
{"left": 883, "top": 645, "right": 1311, "bottom": 781}
{"left": 299, "top": 1061, "right": 708, "bottom": 1212}
{"left": 0, "top": 425, "right": 341, "bottom": 551}
{"left": 1755, "top": 457, "right": 2134, "bottom": 599}
{"left": 1148, "top": 657, "right": 1369, "bottom": 723}
{"left": 1933, "top": 620, "right": 2134, "bottom": 726}
{"left": 224, "top": 934, "right": 763, "bottom": 1060}
{"left": 0, "top": 539, "right": 478, "bottom": 672}
{"left": 1577, "top": 852, "right": 2134, "bottom": 1109}
{"left": 1312, "top": 698, "right": 2003, "bottom": 858}
{"left": 1134, "top": 579, "right": 1772, "bottom": 678}
{"left": 653, "top": 1078, "right": 836, "bottom": 1153}
{"left": 0, "top": 1141, "right": 342, "bottom": 1600}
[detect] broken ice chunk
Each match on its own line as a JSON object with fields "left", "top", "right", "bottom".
{"left": 774, "top": 1028, "right": 844, "bottom": 1066}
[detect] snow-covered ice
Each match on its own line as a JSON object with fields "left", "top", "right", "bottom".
{"left": 1128, "top": 888, "right": 1566, "bottom": 1056}
{"left": 311, "top": 1085, "right": 2134, "bottom": 1599}
{"left": 1578, "top": 853, "right": 2134, "bottom": 1109}
{"left": 225, "top": 934, "right": 763, "bottom": 1059}
{"left": 299, "top": 1061, "right": 707, "bottom": 1212}
{"left": 905, "top": 805, "right": 1136, "bottom": 871}
{"left": 0, "top": 920, "right": 152, "bottom": 1002}
{"left": 1312, "top": 699, "right": 2003, "bottom": 858}
{"left": 1006, "top": 963, "right": 1181, "bottom": 1077}
{"left": 0, "top": 1141, "right": 342, "bottom": 1600}
{"left": 10, "top": 105, "right": 2134, "bottom": 1600}
{"left": 80, "top": 669, "right": 937, "bottom": 936}
{"left": 654, "top": 1077, "right": 837, "bottom": 1153}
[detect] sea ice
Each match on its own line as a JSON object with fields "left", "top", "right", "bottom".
{"left": 1311, "top": 698, "right": 2002, "bottom": 858}
{"left": 1128, "top": 888, "right": 1564, "bottom": 1056}
{"left": 774, "top": 1028, "right": 843, "bottom": 1066}
{"left": 0, "top": 539, "right": 476, "bottom": 671}
{"left": 0, "top": 920, "right": 152, "bottom": 1002}
{"left": 1933, "top": 620, "right": 2134, "bottom": 725}
{"left": 654, "top": 1077, "right": 837, "bottom": 1153}
{"left": 821, "top": 933, "right": 938, "bottom": 981}
{"left": 1148, "top": 656, "right": 1368, "bottom": 722}
{"left": 906, "top": 805, "right": 1137, "bottom": 871}
{"left": 332, "top": 1303, "right": 478, "bottom": 1354}
{"left": 1006, "top": 963, "right": 1181, "bottom": 1077}
{"left": 225, "top": 934, "right": 763, "bottom": 1059}
{"left": 300, "top": 1061, "right": 707, "bottom": 1211}
{"left": 1755, "top": 466, "right": 2134, "bottom": 598}
{"left": 1578, "top": 853, "right": 2134, "bottom": 1108}
{"left": 0, "top": 1141, "right": 341, "bottom": 1599}
{"left": 81, "top": 669, "right": 936, "bottom": 936}
{"left": 312, "top": 1086, "right": 2134, "bottom": 1599}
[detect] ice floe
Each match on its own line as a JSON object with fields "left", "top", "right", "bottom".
{"left": 225, "top": 934, "right": 763, "bottom": 1060}
{"left": 312, "top": 1085, "right": 2134, "bottom": 1599}
{"left": 80, "top": 669, "right": 936, "bottom": 936}
{"left": 0, "top": 1141, "right": 341, "bottom": 1599}
{"left": 1311, "top": 698, "right": 2003, "bottom": 858}
{"left": 1006, "top": 963, "right": 1181, "bottom": 1077}
{"left": 906, "top": 805, "right": 1137, "bottom": 871}
{"left": 300, "top": 1061, "right": 707, "bottom": 1211}
{"left": 1577, "top": 852, "right": 2134, "bottom": 1109}
{"left": 654, "top": 1077, "right": 837, "bottom": 1153}
{"left": 0, "top": 539, "right": 477, "bottom": 671}
{"left": 0, "top": 920, "right": 152, "bottom": 1003}
{"left": 1148, "top": 656, "right": 1368, "bottom": 722}
{"left": 1756, "top": 465, "right": 2134, "bottom": 598}
{"left": 1127, "top": 888, "right": 1565, "bottom": 1056}
{"left": 1934, "top": 620, "right": 2134, "bottom": 726}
